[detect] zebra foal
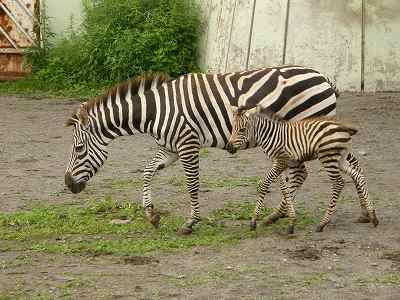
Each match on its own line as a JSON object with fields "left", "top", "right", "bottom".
{"left": 226, "top": 107, "right": 379, "bottom": 233}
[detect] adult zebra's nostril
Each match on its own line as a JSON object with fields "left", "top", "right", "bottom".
{"left": 65, "top": 172, "right": 73, "bottom": 187}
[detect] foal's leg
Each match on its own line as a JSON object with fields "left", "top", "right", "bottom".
{"left": 265, "top": 161, "right": 308, "bottom": 225}
{"left": 251, "top": 159, "right": 288, "bottom": 230}
{"left": 316, "top": 157, "right": 344, "bottom": 232}
{"left": 340, "top": 154, "right": 378, "bottom": 227}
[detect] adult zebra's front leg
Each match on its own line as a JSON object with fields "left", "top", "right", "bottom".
{"left": 143, "top": 148, "right": 178, "bottom": 227}
{"left": 176, "top": 140, "right": 201, "bottom": 235}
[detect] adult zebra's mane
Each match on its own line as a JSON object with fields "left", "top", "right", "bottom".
{"left": 87, "top": 72, "right": 171, "bottom": 111}
{"left": 66, "top": 72, "right": 170, "bottom": 126}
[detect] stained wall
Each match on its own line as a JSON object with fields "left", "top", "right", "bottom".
{"left": 199, "top": 0, "right": 400, "bottom": 92}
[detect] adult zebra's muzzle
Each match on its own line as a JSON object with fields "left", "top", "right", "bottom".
{"left": 226, "top": 143, "right": 238, "bottom": 154}
{"left": 65, "top": 171, "right": 86, "bottom": 194}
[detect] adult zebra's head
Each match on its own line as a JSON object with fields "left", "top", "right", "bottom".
{"left": 65, "top": 102, "right": 108, "bottom": 193}
{"left": 227, "top": 106, "right": 258, "bottom": 154}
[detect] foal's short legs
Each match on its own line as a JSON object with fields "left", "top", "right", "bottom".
{"left": 340, "top": 154, "right": 378, "bottom": 226}
{"left": 251, "top": 159, "right": 293, "bottom": 231}
{"left": 316, "top": 156, "right": 345, "bottom": 232}
{"left": 265, "top": 161, "right": 308, "bottom": 226}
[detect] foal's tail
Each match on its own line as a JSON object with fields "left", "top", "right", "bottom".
{"left": 342, "top": 124, "right": 358, "bottom": 136}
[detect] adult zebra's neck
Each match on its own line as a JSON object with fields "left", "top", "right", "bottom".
{"left": 85, "top": 73, "right": 169, "bottom": 145}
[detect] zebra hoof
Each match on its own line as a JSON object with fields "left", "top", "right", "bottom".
{"left": 370, "top": 211, "right": 379, "bottom": 227}
{"left": 150, "top": 212, "right": 161, "bottom": 228}
{"left": 177, "top": 226, "right": 193, "bottom": 235}
{"left": 315, "top": 225, "right": 324, "bottom": 232}
{"left": 287, "top": 224, "right": 295, "bottom": 234}
{"left": 250, "top": 220, "right": 257, "bottom": 231}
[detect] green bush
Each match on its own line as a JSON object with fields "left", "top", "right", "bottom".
{"left": 0, "top": 0, "right": 202, "bottom": 96}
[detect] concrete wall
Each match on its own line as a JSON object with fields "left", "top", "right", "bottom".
{"left": 199, "top": 0, "right": 400, "bottom": 92}
{"left": 44, "top": 0, "right": 83, "bottom": 38}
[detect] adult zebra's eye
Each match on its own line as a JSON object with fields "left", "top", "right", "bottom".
{"left": 75, "top": 144, "right": 85, "bottom": 152}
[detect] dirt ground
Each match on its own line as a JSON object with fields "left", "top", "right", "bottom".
{"left": 0, "top": 92, "right": 400, "bottom": 299}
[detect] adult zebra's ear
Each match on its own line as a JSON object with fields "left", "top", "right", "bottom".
{"left": 77, "top": 102, "right": 89, "bottom": 126}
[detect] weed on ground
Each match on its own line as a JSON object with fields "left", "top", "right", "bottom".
{"left": 0, "top": 198, "right": 314, "bottom": 257}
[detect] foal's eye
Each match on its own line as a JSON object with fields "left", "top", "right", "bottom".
{"left": 238, "top": 128, "right": 246, "bottom": 133}
{"left": 75, "top": 144, "right": 85, "bottom": 152}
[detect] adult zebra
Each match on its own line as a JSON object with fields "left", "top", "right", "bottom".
{"left": 65, "top": 66, "right": 338, "bottom": 234}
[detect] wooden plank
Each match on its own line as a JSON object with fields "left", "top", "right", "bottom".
{"left": 248, "top": 0, "right": 287, "bottom": 68}
{"left": 224, "top": 0, "right": 254, "bottom": 72}
{"left": 364, "top": 0, "right": 400, "bottom": 91}
{"left": 285, "top": 0, "right": 362, "bottom": 91}
{"left": 203, "top": 0, "right": 237, "bottom": 73}
{"left": 197, "top": 0, "right": 212, "bottom": 71}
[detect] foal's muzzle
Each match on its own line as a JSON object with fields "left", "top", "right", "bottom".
{"left": 65, "top": 172, "right": 86, "bottom": 194}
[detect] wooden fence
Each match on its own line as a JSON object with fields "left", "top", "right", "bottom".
{"left": 198, "top": 0, "right": 400, "bottom": 92}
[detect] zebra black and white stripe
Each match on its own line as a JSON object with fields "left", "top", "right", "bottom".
{"left": 65, "top": 66, "right": 339, "bottom": 233}
{"left": 227, "top": 107, "right": 379, "bottom": 233}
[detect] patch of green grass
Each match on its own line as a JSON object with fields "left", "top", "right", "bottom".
{"left": 199, "top": 148, "right": 209, "bottom": 158}
{"left": 168, "top": 264, "right": 273, "bottom": 288}
{"left": 0, "top": 79, "right": 95, "bottom": 99}
{"left": 357, "top": 273, "right": 400, "bottom": 285}
{"left": 0, "top": 293, "right": 53, "bottom": 300}
{"left": 376, "top": 273, "right": 400, "bottom": 284}
{"left": 202, "top": 176, "right": 261, "bottom": 189}
{"left": 168, "top": 175, "right": 261, "bottom": 191}
{"left": 0, "top": 254, "right": 34, "bottom": 270}
{"left": 57, "top": 277, "right": 94, "bottom": 298}
{"left": 0, "top": 198, "right": 315, "bottom": 257}
{"left": 210, "top": 201, "right": 314, "bottom": 231}
{"left": 103, "top": 178, "right": 142, "bottom": 192}
{"left": 301, "top": 272, "right": 329, "bottom": 286}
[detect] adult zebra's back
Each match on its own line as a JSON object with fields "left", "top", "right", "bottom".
{"left": 65, "top": 66, "right": 338, "bottom": 233}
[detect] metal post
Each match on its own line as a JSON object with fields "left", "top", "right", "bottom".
{"left": 282, "top": 0, "right": 291, "bottom": 65}
{"left": 361, "top": 0, "right": 365, "bottom": 92}
{"left": 245, "top": 0, "right": 257, "bottom": 70}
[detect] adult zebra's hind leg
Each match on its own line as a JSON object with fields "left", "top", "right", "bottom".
{"left": 340, "top": 153, "right": 378, "bottom": 227}
{"left": 143, "top": 148, "right": 178, "bottom": 227}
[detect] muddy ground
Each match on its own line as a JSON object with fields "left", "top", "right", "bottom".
{"left": 0, "top": 93, "right": 400, "bottom": 299}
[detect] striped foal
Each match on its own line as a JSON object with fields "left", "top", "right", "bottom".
{"left": 227, "top": 107, "right": 379, "bottom": 233}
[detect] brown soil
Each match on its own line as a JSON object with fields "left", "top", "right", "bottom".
{"left": 1, "top": 93, "right": 400, "bottom": 299}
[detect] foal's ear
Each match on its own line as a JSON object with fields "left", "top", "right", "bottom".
{"left": 258, "top": 106, "right": 279, "bottom": 120}
{"left": 244, "top": 107, "right": 258, "bottom": 116}
{"left": 77, "top": 102, "right": 89, "bottom": 126}
{"left": 230, "top": 105, "right": 239, "bottom": 114}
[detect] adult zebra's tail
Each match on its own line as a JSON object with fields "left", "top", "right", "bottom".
{"left": 325, "top": 76, "right": 340, "bottom": 98}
